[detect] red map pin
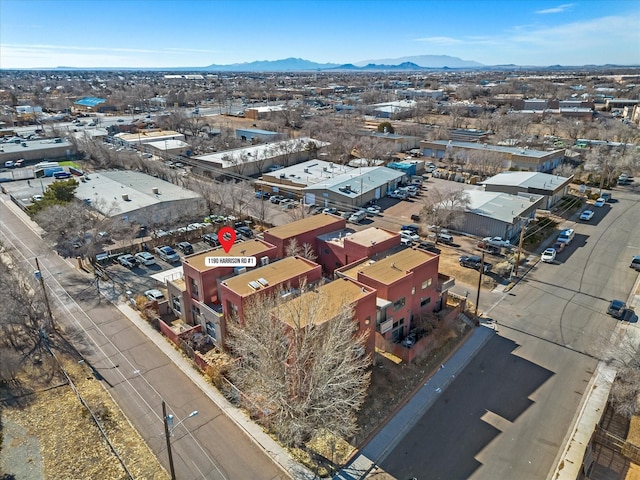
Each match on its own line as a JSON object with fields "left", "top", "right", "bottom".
{"left": 217, "top": 226, "right": 236, "bottom": 253}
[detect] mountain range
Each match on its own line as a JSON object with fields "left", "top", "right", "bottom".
{"left": 198, "top": 54, "right": 483, "bottom": 72}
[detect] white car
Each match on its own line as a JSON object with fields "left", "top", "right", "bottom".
{"left": 400, "top": 230, "right": 420, "bottom": 242}
{"left": 541, "top": 248, "right": 557, "bottom": 263}
{"left": 594, "top": 198, "right": 606, "bottom": 207}
{"left": 134, "top": 251, "right": 156, "bottom": 266}
{"left": 483, "top": 237, "right": 511, "bottom": 248}
{"left": 579, "top": 210, "right": 594, "bottom": 221}
{"left": 144, "top": 289, "right": 165, "bottom": 302}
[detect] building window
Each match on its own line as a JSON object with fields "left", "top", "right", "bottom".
{"left": 324, "top": 249, "right": 330, "bottom": 254}
{"left": 412, "top": 286, "right": 416, "bottom": 295}
{"left": 189, "top": 277, "right": 199, "bottom": 298}
{"left": 422, "top": 278, "right": 433, "bottom": 290}
{"left": 420, "top": 297, "right": 431, "bottom": 307}
{"left": 393, "top": 297, "right": 406, "bottom": 311}
{"left": 171, "top": 296, "right": 181, "bottom": 313}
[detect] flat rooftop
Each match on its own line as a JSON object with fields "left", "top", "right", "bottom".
{"left": 183, "top": 239, "right": 274, "bottom": 272}
{"left": 466, "top": 190, "right": 544, "bottom": 223}
{"left": 262, "top": 159, "right": 355, "bottom": 187}
{"left": 340, "top": 247, "right": 436, "bottom": 285}
{"left": 221, "top": 256, "right": 318, "bottom": 297}
{"left": 276, "top": 278, "right": 374, "bottom": 327}
{"left": 481, "top": 171, "right": 572, "bottom": 191}
{"left": 0, "top": 137, "right": 72, "bottom": 154}
{"left": 318, "top": 227, "right": 398, "bottom": 248}
{"left": 423, "top": 140, "right": 563, "bottom": 158}
{"left": 115, "top": 130, "right": 183, "bottom": 142}
{"left": 264, "top": 213, "right": 345, "bottom": 240}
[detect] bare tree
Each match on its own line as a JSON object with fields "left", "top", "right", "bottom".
{"left": 284, "top": 237, "right": 318, "bottom": 261}
{"left": 419, "top": 188, "right": 471, "bottom": 242}
{"left": 226, "top": 282, "right": 370, "bottom": 447}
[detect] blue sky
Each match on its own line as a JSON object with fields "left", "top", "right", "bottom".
{"left": 1, "top": 0, "right": 638, "bottom": 68}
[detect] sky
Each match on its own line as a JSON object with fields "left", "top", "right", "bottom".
{"left": 1, "top": 0, "right": 639, "bottom": 69}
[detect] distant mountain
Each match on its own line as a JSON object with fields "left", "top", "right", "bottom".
{"left": 201, "top": 57, "right": 339, "bottom": 72}
{"left": 334, "top": 62, "right": 428, "bottom": 71}
{"left": 354, "top": 55, "right": 484, "bottom": 69}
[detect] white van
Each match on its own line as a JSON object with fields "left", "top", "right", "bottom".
{"left": 557, "top": 228, "right": 575, "bottom": 244}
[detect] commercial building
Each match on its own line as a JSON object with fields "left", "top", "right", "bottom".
{"left": 458, "top": 190, "right": 544, "bottom": 241}
{"left": 192, "top": 137, "right": 327, "bottom": 177}
{"left": 113, "top": 130, "right": 186, "bottom": 147}
{"left": 0, "top": 137, "right": 76, "bottom": 163}
{"left": 481, "top": 171, "right": 573, "bottom": 209}
{"left": 420, "top": 139, "right": 565, "bottom": 172}
{"left": 74, "top": 170, "right": 206, "bottom": 226}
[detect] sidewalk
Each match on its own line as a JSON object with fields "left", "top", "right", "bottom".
{"left": 550, "top": 273, "right": 640, "bottom": 480}
{"left": 115, "top": 302, "right": 315, "bottom": 480}
{"left": 334, "top": 325, "right": 495, "bottom": 480}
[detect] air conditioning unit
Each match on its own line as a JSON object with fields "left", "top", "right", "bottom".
{"left": 234, "top": 266, "right": 247, "bottom": 275}
{"left": 260, "top": 256, "right": 269, "bottom": 266}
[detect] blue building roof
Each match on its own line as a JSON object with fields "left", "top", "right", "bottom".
{"left": 74, "top": 97, "right": 106, "bottom": 107}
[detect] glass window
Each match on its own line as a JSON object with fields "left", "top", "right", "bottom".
{"left": 393, "top": 297, "right": 406, "bottom": 311}
{"left": 422, "top": 278, "right": 433, "bottom": 289}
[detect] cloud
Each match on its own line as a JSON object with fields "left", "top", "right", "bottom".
{"left": 535, "top": 3, "right": 574, "bottom": 14}
{"left": 414, "top": 36, "right": 464, "bottom": 45}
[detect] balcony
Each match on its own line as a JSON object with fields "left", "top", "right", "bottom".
{"left": 437, "top": 273, "right": 455, "bottom": 292}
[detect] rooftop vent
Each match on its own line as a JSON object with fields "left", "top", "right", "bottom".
{"left": 122, "top": 193, "right": 129, "bottom": 201}
{"left": 152, "top": 187, "right": 159, "bottom": 194}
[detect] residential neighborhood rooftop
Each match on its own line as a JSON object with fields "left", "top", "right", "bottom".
{"left": 264, "top": 213, "right": 345, "bottom": 240}
{"left": 275, "top": 278, "right": 374, "bottom": 328}
{"left": 221, "top": 256, "right": 318, "bottom": 297}
{"left": 340, "top": 247, "right": 436, "bottom": 284}
{"left": 183, "top": 239, "right": 274, "bottom": 272}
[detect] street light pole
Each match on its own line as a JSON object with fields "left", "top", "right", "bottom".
{"left": 514, "top": 219, "right": 528, "bottom": 277}
{"left": 34, "top": 257, "right": 55, "bottom": 332}
{"left": 162, "top": 400, "right": 198, "bottom": 480}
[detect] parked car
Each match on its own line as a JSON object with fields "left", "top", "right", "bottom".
{"left": 579, "top": 210, "right": 594, "bottom": 221}
{"left": 322, "top": 207, "right": 338, "bottom": 215}
{"left": 417, "top": 240, "right": 441, "bottom": 254}
{"left": 366, "top": 205, "right": 381, "bottom": 216}
{"left": 154, "top": 245, "right": 180, "bottom": 263}
{"left": 483, "top": 237, "right": 511, "bottom": 248}
{"left": 53, "top": 171, "right": 72, "bottom": 179}
{"left": 557, "top": 228, "right": 575, "bottom": 244}
{"left": 235, "top": 226, "right": 253, "bottom": 239}
{"left": 399, "top": 230, "right": 420, "bottom": 242}
{"left": 541, "top": 248, "right": 557, "bottom": 263}
{"left": 118, "top": 254, "right": 138, "bottom": 268}
{"left": 607, "top": 299, "right": 627, "bottom": 319}
{"left": 176, "top": 241, "right": 194, "bottom": 255}
{"left": 459, "top": 255, "right": 492, "bottom": 273}
{"left": 349, "top": 210, "right": 367, "bottom": 224}
{"left": 429, "top": 232, "right": 454, "bottom": 245}
{"left": 134, "top": 251, "right": 156, "bottom": 266}
{"left": 401, "top": 224, "right": 420, "bottom": 234}
{"left": 618, "top": 173, "right": 631, "bottom": 185}
{"left": 630, "top": 255, "right": 640, "bottom": 271}
{"left": 594, "top": 197, "right": 606, "bottom": 207}
{"left": 202, "top": 233, "right": 220, "bottom": 247}
{"left": 476, "top": 241, "right": 500, "bottom": 255}
{"left": 144, "top": 289, "right": 165, "bottom": 302}
{"left": 601, "top": 192, "right": 612, "bottom": 202}
{"left": 270, "top": 195, "right": 284, "bottom": 204}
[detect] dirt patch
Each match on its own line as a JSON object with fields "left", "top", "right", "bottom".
{"left": 0, "top": 351, "right": 167, "bottom": 480}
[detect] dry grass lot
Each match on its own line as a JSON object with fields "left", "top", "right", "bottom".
{"left": 1, "top": 351, "right": 167, "bottom": 480}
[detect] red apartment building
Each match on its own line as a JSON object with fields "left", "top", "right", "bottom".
{"left": 218, "top": 256, "right": 323, "bottom": 342}
{"left": 317, "top": 226, "right": 401, "bottom": 274}
{"left": 336, "top": 247, "right": 442, "bottom": 343}
{"left": 262, "top": 213, "right": 346, "bottom": 260}
{"left": 275, "top": 277, "right": 378, "bottom": 357}
{"left": 167, "top": 239, "right": 277, "bottom": 344}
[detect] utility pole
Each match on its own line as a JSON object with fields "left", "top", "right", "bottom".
{"left": 162, "top": 400, "right": 177, "bottom": 480}
{"left": 34, "top": 257, "right": 55, "bottom": 332}
{"left": 475, "top": 250, "right": 485, "bottom": 317}
{"left": 514, "top": 220, "right": 527, "bottom": 277}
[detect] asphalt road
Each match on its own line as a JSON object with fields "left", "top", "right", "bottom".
{"left": 0, "top": 195, "right": 286, "bottom": 480}
{"left": 380, "top": 185, "right": 640, "bottom": 480}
